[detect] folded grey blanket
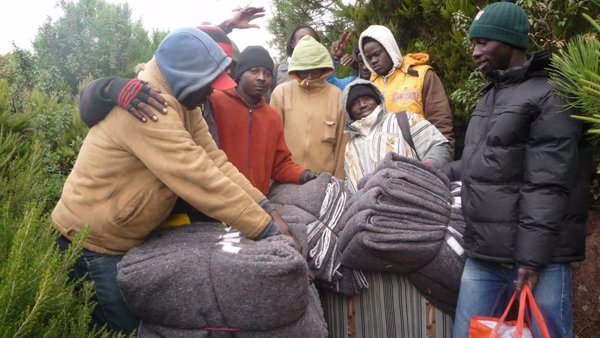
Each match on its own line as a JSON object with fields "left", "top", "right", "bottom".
{"left": 268, "top": 173, "right": 332, "bottom": 216}
{"left": 358, "top": 152, "right": 451, "bottom": 193}
{"left": 337, "top": 153, "right": 454, "bottom": 274}
{"left": 117, "top": 223, "right": 310, "bottom": 331}
{"left": 338, "top": 187, "right": 448, "bottom": 273}
{"left": 407, "top": 181, "right": 467, "bottom": 316}
{"left": 271, "top": 203, "right": 313, "bottom": 258}
{"left": 137, "top": 285, "right": 328, "bottom": 338}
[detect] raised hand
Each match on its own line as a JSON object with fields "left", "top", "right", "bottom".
{"left": 330, "top": 31, "right": 352, "bottom": 60}
{"left": 218, "top": 6, "right": 266, "bottom": 33}
{"left": 339, "top": 53, "right": 356, "bottom": 67}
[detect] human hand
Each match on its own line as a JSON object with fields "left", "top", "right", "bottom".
{"left": 330, "top": 31, "right": 352, "bottom": 60}
{"left": 339, "top": 54, "right": 356, "bottom": 67}
{"left": 104, "top": 78, "right": 168, "bottom": 122}
{"left": 219, "top": 6, "right": 265, "bottom": 32}
{"left": 299, "top": 170, "right": 319, "bottom": 184}
{"left": 270, "top": 210, "right": 302, "bottom": 252}
{"left": 514, "top": 266, "right": 539, "bottom": 291}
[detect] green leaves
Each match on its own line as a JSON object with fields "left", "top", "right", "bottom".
{"left": 549, "top": 14, "right": 600, "bottom": 125}
{"left": 33, "top": 0, "right": 158, "bottom": 95}
{"left": 0, "top": 77, "right": 124, "bottom": 337}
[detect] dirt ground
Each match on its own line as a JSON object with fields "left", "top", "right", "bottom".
{"left": 572, "top": 206, "right": 600, "bottom": 337}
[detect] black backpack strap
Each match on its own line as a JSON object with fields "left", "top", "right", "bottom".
{"left": 395, "top": 111, "right": 420, "bottom": 160}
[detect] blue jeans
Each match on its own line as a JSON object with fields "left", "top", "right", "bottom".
{"left": 453, "top": 257, "right": 573, "bottom": 338}
{"left": 57, "top": 236, "right": 139, "bottom": 334}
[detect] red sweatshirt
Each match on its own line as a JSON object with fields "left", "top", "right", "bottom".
{"left": 210, "top": 88, "right": 305, "bottom": 195}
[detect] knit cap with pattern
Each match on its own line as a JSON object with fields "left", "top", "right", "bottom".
{"left": 468, "top": 0, "right": 529, "bottom": 49}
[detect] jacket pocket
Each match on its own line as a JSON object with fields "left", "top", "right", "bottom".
{"left": 113, "top": 190, "right": 147, "bottom": 227}
{"left": 322, "top": 120, "right": 337, "bottom": 144}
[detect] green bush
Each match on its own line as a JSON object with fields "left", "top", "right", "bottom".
{"left": 0, "top": 206, "right": 98, "bottom": 338}
{"left": 549, "top": 13, "right": 600, "bottom": 201}
{"left": 0, "top": 77, "right": 120, "bottom": 337}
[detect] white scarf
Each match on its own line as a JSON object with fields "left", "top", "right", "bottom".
{"left": 350, "top": 106, "right": 383, "bottom": 136}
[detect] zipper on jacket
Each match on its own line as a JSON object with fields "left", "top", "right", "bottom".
{"left": 247, "top": 105, "right": 254, "bottom": 170}
{"left": 304, "top": 92, "right": 312, "bottom": 166}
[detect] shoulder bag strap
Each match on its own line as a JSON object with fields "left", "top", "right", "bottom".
{"left": 395, "top": 111, "right": 420, "bottom": 160}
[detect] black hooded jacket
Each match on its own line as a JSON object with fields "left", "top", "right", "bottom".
{"left": 447, "top": 51, "right": 591, "bottom": 268}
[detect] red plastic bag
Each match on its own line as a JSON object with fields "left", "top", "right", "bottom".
{"left": 468, "top": 285, "right": 550, "bottom": 338}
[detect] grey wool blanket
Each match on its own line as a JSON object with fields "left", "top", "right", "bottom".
{"left": 117, "top": 223, "right": 320, "bottom": 334}
{"left": 136, "top": 285, "right": 328, "bottom": 338}
{"left": 337, "top": 154, "right": 452, "bottom": 273}
{"left": 269, "top": 174, "right": 368, "bottom": 296}
{"left": 269, "top": 173, "right": 333, "bottom": 216}
{"left": 407, "top": 181, "right": 467, "bottom": 316}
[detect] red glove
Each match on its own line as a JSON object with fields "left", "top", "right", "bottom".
{"left": 104, "top": 77, "right": 167, "bottom": 122}
{"left": 116, "top": 79, "right": 145, "bottom": 109}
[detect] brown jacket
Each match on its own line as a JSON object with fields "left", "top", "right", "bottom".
{"left": 270, "top": 79, "right": 347, "bottom": 179}
{"left": 52, "top": 58, "right": 270, "bottom": 255}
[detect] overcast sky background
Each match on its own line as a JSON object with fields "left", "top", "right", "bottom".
{"left": 0, "top": 0, "right": 277, "bottom": 55}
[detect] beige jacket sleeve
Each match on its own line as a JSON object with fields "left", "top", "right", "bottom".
{"left": 114, "top": 97, "right": 270, "bottom": 239}
{"left": 422, "top": 69, "right": 455, "bottom": 157}
{"left": 269, "top": 85, "right": 284, "bottom": 122}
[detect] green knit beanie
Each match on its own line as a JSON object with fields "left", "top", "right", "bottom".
{"left": 468, "top": 0, "right": 529, "bottom": 49}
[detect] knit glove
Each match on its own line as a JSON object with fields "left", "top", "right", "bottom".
{"left": 299, "top": 170, "right": 319, "bottom": 184}
{"left": 105, "top": 77, "right": 146, "bottom": 111}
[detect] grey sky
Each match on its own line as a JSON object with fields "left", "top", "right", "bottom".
{"left": 0, "top": 0, "right": 277, "bottom": 56}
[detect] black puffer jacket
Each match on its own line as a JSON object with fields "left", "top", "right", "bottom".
{"left": 452, "top": 51, "right": 591, "bottom": 269}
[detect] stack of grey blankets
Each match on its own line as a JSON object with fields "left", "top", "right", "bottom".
{"left": 269, "top": 174, "right": 368, "bottom": 296}
{"left": 338, "top": 152, "right": 466, "bottom": 315}
{"left": 271, "top": 153, "right": 467, "bottom": 315}
{"left": 117, "top": 222, "right": 328, "bottom": 337}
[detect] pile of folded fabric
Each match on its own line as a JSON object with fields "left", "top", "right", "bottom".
{"left": 336, "top": 153, "right": 466, "bottom": 315}
{"left": 406, "top": 180, "right": 467, "bottom": 316}
{"left": 338, "top": 153, "right": 452, "bottom": 273}
{"left": 269, "top": 174, "right": 368, "bottom": 295}
{"left": 117, "top": 222, "right": 327, "bottom": 337}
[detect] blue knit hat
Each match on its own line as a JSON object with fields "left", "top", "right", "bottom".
{"left": 155, "top": 28, "right": 236, "bottom": 101}
{"left": 469, "top": 0, "right": 529, "bottom": 49}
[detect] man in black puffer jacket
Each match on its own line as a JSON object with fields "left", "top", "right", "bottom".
{"left": 444, "top": 1, "right": 592, "bottom": 337}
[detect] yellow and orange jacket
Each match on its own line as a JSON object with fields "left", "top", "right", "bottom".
{"left": 371, "top": 53, "right": 454, "bottom": 153}
{"left": 359, "top": 25, "right": 454, "bottom": 153}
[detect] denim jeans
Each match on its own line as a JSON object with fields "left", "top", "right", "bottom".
{"left": 453, "top": 257, "right": 573, "bottom": 338}
{"left": 57, "top": 236, "right": 139, "bottom": 334}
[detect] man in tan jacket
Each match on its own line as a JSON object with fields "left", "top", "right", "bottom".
{"left": 53, "top": 28, "right": 297, "bottom": 334}
{"left": 270, "top": 35, "right": 347, "bottom": 178}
